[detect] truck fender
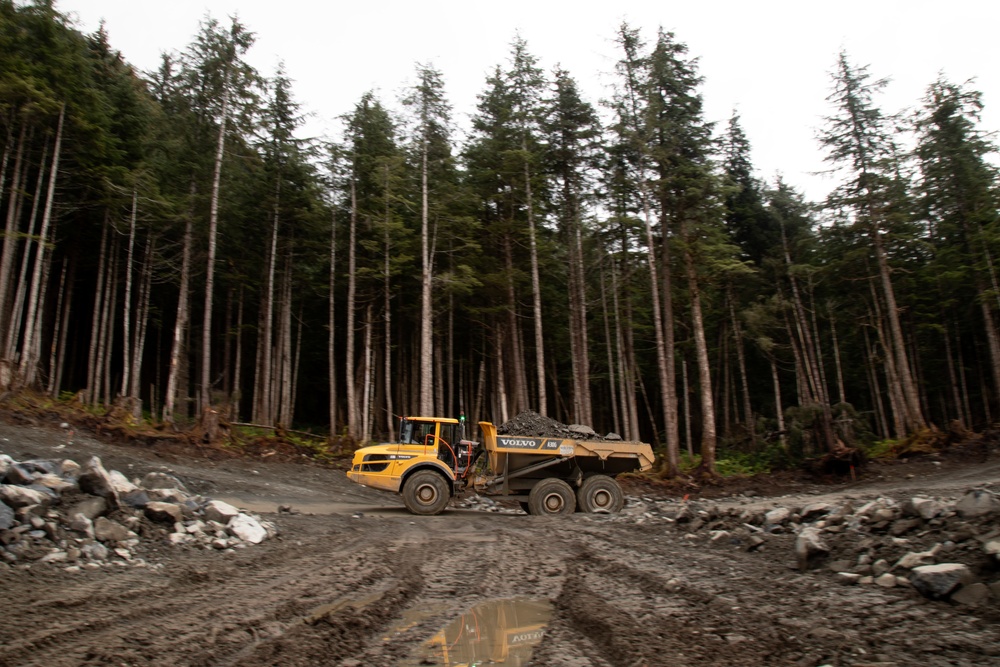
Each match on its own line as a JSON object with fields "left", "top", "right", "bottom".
{"left": 401, "top": 462, "right": 455, "bottom": 495}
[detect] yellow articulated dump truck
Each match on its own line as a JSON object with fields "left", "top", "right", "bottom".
{"left": 346, "top": 416, "right": 654, "bottom": 516}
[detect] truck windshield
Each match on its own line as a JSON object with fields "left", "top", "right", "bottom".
{"left": 399, "top": 420, "right": 438, "bottom": 445}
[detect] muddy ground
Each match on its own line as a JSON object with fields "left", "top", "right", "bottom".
{"left": 1, "top": 420, "right": 999, "bottom": 667}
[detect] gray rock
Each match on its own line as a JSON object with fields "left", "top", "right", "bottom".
{"left": 875, "top": 573, "right": 897, "bottom": 588}
{"left": 68, "top": 513, "right": 94, "bottom": 538}
{"left": 141, "top": 472, "right": 188, "bottom": 492}
{"left": 203, "top": 500, "right": 241, "bottom": 524}
{"left": 765, "top": 507, "right": 791, "bottom": 525}
{"left": 800, "top": 502, "right": 833, "bottom": 520}
{"left": 0, "top": 483, "right": 50, "bottom": 508}
{"left": 889, "top": 518, "right": 922, "bottom": 536}
{"left": 77, "top": 457, "right": 120, "bottom": 509}
{"left": 950, "top": 582, "right": 991, "bottom": 607}
{"left": 955, "top": 489, "right": 999, "bottom": 518}
{"left": 94, "top": 517, "right": 132, "bottom": 543}
{"left": 0, "top": 503, "right": 13, "bottom": 530}
{"left": 984, "top": 539, "right": 1000, "bottom": 561}
{"left": 795, "top": 526, "right": 829, "bottom": 570}
{"left": 604, "top": 432, "right": 622, "bottom": 441}
{"left": 5, "top": 463, "right": 38, "bottom": 485}
{"left": 0, "top": 454, "right": 12, "bottom": 479}
{"left": 567, "top": 424, "right": 597, "bottom": 437}
{"left": 33, "top": 473, "right": 75, "bottom": 494}
{"left": 82, "top": 542, "right": 109, "bottom": 561}
{"left": 120, "top": 489, "right": 150, "bottom": 509}
{"left": 108, "top": 470, "right": 139, "bottom": 494}
{"left": 895, "top": 545, "right": 940, "bottom": 570}
{"left": 872, "top": 559, "right": 890, "bottom": 577}
{"left": 59, "top": 459, "right": 81, "bottom": 476}
{"left": 910, "top": 563, "right": 973, "bottom": 599}
{"left": 145, "top": 501, "right": 183, "bottom": 524}
{"left": 70, "top": 497, "right": 108, "bottom": 521}
{"left": 910, "top": 496, "right": 945, "bottom": 520}
{"left": 834, "top": 572, "right": 862, "bottom": 585}
{"left": 228, "top": 513, "right": 267, "bottom": 544}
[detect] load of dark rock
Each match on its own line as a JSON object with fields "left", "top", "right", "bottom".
{"left": 497, "top": 410, "right": 620, "bottom": 441}
{"left": 0, "top": 453, "right": 276, "bottom": 571}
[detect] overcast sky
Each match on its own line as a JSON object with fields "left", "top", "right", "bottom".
{"left": 57, "top": 0, "right": 999, "bottom": 202}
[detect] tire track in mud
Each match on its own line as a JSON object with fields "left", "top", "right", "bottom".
{"left": 339, "top": 518, "right": 572, "bottom": 665}
{"left": 0, "top": 518, "right": 425, "bottom": 667}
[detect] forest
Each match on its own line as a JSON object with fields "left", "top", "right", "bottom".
{"left": 1, "top": 0, "right": 998, "bottom": 475}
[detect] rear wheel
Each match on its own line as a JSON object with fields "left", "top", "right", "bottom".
{"left": 527, "top": 478, "right": 576, "bottom": 516}
{"left": 576, "top": 475, "right": 624, "bottom": 513}
{"left": 402, "top": 470, "right": 450, "bottom": 515}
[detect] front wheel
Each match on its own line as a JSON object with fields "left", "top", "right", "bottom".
{"left": 576, "top": 475, "right": 624, "bottom": 513}
{"left": 527, "top": 478, "right": 576, "bottom": 516}
{"left": 402, "top": 470, "right": 450, "bottom": 515}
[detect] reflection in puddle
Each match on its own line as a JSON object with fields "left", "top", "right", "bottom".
{"left": 395, "top": 597, "right": 553, "bottom": 666}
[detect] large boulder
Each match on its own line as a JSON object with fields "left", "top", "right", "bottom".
{"left": 0, "top": 483, "right": 51, "bottom": 508}
{"left": 910, "top": 563, "right": 973, "bottom": 599}
{"left": 228, "top": 513, "right": 267, "bottom": 544}
{"left": 0, "top": 502, "right": 14, "bottom": 530}
{"left": 93, "top": 517, "right": 133, "bottom": 543}
{"left": 795, "top": 526, "right": 829, "bottom": 570}
{"left": 141, "top": 472, "right": 188, "bottom": 493}
{"left": 955, "top": 490, "right": 999, "bottom": 518}
{"left": 69, "top": 497, "right": 108, "bottom": 521}
{"left": 77, "top": 457, "right": 120, "bottom": 509}
{"left": 203, "top": 500, "right": 241, "bottom": 524}
{"left": 144, "top": 501, "right": 183, "bottom": 524}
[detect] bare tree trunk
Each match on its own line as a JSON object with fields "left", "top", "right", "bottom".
{"left": 129, "top": 237, "right": 153, "bottom": 418}
{"left": 639, "top": 193, "right": 678, "bottom": 473}
{"left": 682, "top": 356, "right": 693, "bottom": 456}
{"left": 19, "top": 107, "right": 64, "bottom": 387}
{"left": 872, "top": 231, "right": 925, "bottom": 430}
{"left": 120, "top": 189, "right": 137, "bottom": 399}
{"left": 683, "top": 243, "right": 717, "bottom": 472}
{"left": 770, "top": 357, "right": 787, "bottom": 451}
{"left": 943, "top": 324, "right": 964, "bottom": 426}
{"left": 232, "top": 286, "right": 244, "bottom": 421}
{"left": 86, "top": 219, "right": 109, "bottom": 404}
{"left": 345, "top": 180, "right": 359, "bottom": 438}
{"left": 523, "top": 150, "right": 547, "bottom": 416}
{"left": 728, "top": 290, "right": 754, "bottom": 443}
{"left": 2, "top": 137, "right": 46, "bottom": 365}
{"left": 279, "top": 260, "right": 293, "bottom": 424}
{"left": 201, "top": 86, "right": 231, "bottom": 414}
{"left": 494, "top": 325, "right": 509, "bottom": 424}
{"left": 0, "top": 123, "right": 27, "bottom": 353}
{"left": 503, "top": 236, "right": 529, "bottom": 413}
{"left": 100, "top": 241, "right": 119, "bottom": 406}
{"left": 328, "top": 209, "right": 337, "bottom": 433}
{"left": 163, "top": 191, "right": 194, "bottom": 424}
{"left": 419, "top": 140, "right": 434, "bottom": 416}
{"left": 829, "top": 306, "right": 847, "bottom": 404}
{"left": 47, "top": 257, "right": 71, "bottom": 396}
{"left": 256, "top": 182, "right": 279, "bottom": 425}
{"left": 361, "top": 304, "right": 373, "bottom": 442}
{"left": 599, "top": 265, "right": 620, "bottom": 436}
{"left": 383, "top": 168, "right": 394, "bottom": 435}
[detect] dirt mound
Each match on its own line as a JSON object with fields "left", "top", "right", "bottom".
{"left": 497, "top": 411, "right": 605, "bottom": 440}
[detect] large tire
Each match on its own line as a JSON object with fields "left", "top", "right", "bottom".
{"left": 402, "top": 470, "right": 450, "bottom": 515}
{"left": 527, "top": 478, "right": 576, "bottom": 516}
{"left": 577, "top": 475, "right": 624, "bottom": 513}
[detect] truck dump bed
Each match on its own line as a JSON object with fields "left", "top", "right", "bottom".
{"left": 476, "top": 421, "right": 654, "bottom": 496}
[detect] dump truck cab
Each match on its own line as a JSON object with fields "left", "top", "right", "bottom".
{"left": 347, "top": 416, "right": 477, "bottom": 515}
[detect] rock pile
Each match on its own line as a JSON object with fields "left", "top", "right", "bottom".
{"left": 609, "top": 487, "right": 1000, "bottom": 606}
{"left": 497, "top": 411, "right": 619, "bottom": 441}
{"left": 0, "top": 452, "right": 276, "bottom": 571}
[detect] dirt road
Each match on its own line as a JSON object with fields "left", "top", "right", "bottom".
{"left": 1, "top": 422, "right": 998, "bottom": 667}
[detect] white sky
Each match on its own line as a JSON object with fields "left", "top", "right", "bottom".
{"left": 58, "top": 0, "right": 1000, "bottom": 202}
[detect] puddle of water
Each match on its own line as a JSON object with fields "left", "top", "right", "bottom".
{"left": 393, "top": 597, "right": 553, "bottom": 667}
